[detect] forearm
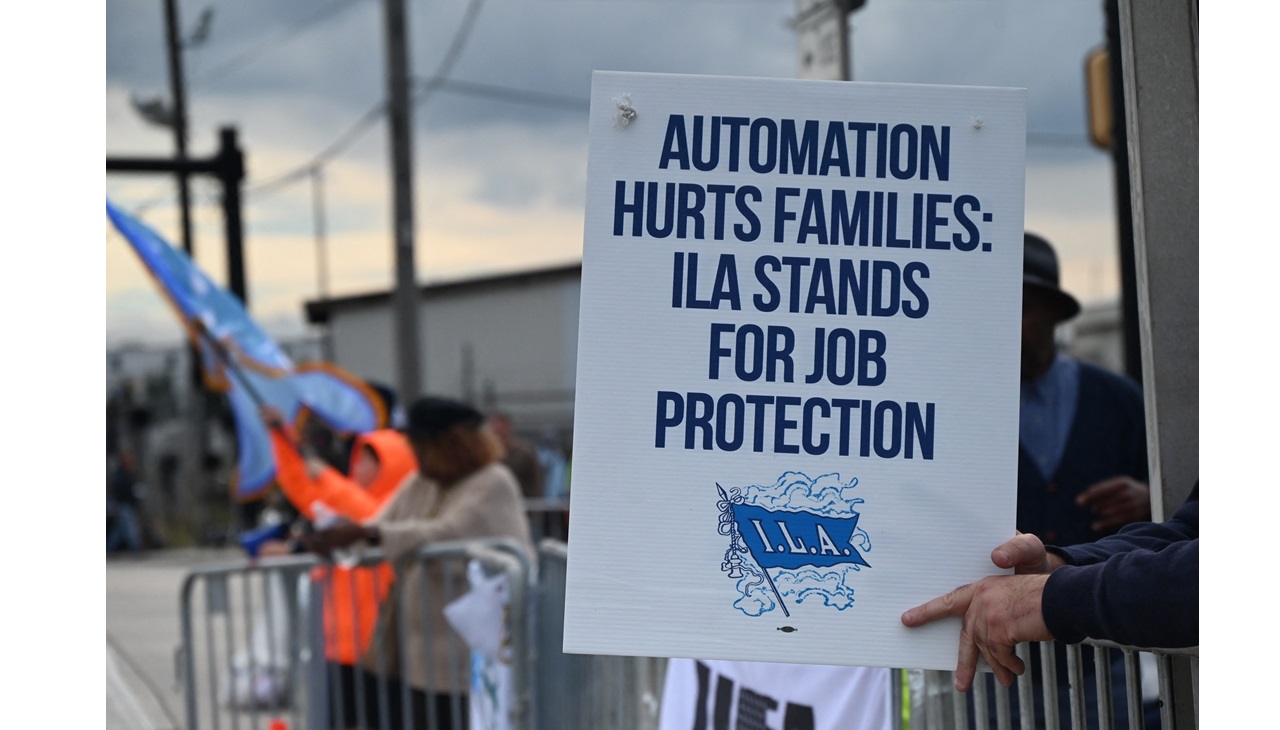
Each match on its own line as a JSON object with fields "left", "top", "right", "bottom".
{"left": 270, "top": 431, "right": 320, "bottom": 519}
{"left": 374, "top": 514, "right": 477, "bottom": 562}
{"left": 1042, "top": 538, "right": 1198, "bottom": 648}
{"left": 372, "top": 478, "right": 519, "bottom": 561}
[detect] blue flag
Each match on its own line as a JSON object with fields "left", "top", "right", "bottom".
{"left": 107, "top": 199, "right": 386, "bottom": 498}
{"left": 731, "top": 503, "right": 870, "bottom": 571}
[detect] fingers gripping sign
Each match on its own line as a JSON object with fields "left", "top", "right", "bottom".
{"left": 902, "top": 574, "right": 1052, "bottom": 691}
{"left": 902, "top": 533, "right": 1057, "bottom": 691}
{"left": 993, "top": 532, "right": 1064, "bottom": 574}
{"left": 900, "top": 581, "right": 978, "bottom": 683}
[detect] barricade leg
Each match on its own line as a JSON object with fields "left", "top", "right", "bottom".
{"left": 306, "top": 574, "right": 329, "bottom": 730}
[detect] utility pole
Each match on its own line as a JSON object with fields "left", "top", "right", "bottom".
{"left": 794, "top": 0, "right": 866, "bottom": 81}
{"left": 164, "top": 0, "right": 207, "bottom": 528}
{"left": 108, "top": 126, "right": 248, "bottom": 532}
{"left": 163, "top": 0, "right": 194, "bottom": 256}
{"left": 383, "top": 0, "right": 423, "bottom": 403}
{"left": 310, "top": 167, "right": 334, "bottom": 361}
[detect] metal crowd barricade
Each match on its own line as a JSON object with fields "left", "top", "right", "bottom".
{"left": 531, "top": 535, "right": 1199, "bottom": 730}
{"left": 177, "top": 553, "right": 318, "bottom": 730}
{"left": 524, "top": 498, "right": 570, "bottom": 544}
{"left": 177, "top": 538, "right": 533, "bottom": 730}
{"left": 178, "top": 534, "right": 1196, "bottom": 730}
{"left": 903, "top": 641, "right": 1199, "bottom": 730}
{"left": 535, "top": 539, "right": 667, "bottom": 730}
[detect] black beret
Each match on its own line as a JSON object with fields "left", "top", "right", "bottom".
{"left": 405, "top": 395, "right": 484, "bottom": 440}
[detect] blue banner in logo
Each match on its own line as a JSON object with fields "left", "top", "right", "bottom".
{"left": 732, "top": 504, "right": 870, "bottom": 571}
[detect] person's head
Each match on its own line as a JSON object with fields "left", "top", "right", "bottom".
{"left": 404, "top": 396, "right": 505, "bottom": 485}
{"left": 350, "top": 444, "right": 381, "bottom": 488}
{"left": 1021, "top": 233, "right": 1081, "bottom": 381}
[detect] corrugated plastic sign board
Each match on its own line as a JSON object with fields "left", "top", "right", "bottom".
{"left": 565, "top": 71, "right": 1026, "bottom": 671}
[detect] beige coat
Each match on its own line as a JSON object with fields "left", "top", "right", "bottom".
{"left": 359, "top": 462, "right": 533, "bottom": 693}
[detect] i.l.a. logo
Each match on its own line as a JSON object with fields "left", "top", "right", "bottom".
{"left": 717, "top": 472, "right": 872, "bottom": 617}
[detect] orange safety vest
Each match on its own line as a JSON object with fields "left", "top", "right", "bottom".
{"left": 271, "top": 429, "right": 417, "bottom": 665}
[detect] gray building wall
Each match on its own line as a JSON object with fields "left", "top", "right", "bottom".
{"left": 320, "top": 266, "right": 581, "bottom": 437}
{"left": 317, "top": 269, "right": 1128, "bottom": 444}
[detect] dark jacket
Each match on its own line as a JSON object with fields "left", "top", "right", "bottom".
{"left": 1017, "top": 361, "right": 1148, "bottom": 547}
{"left": 1043, "top": 483, "right": 1199, "bottom": 648}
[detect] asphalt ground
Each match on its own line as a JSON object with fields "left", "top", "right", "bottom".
{"left": 106, "top": 548, "right": 242, "bottom": 730}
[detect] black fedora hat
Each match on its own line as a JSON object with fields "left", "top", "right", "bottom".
{"left": 1023, "top": 232, "right": 1081, "bottom": 322}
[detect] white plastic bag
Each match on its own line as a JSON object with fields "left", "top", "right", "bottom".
{"left": 443, "top": 560, "right": 509, "bottom": 661}
{"left": 221, "top": 571, "right": 293, "bottom": 710}
{"left": 444, "top": 560, "right": 514, "bottom": 730}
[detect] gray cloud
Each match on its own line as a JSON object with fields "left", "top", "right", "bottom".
{"left": 108, "top": 0, "right": 1118, "bottom": 341}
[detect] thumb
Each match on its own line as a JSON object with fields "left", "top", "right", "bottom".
{"left": 992, "top": 533, "right": 1048, "bottom": 572}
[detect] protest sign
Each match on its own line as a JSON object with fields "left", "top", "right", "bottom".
{"left": 564, "top": 71, "right": 1026, "bottom": 670}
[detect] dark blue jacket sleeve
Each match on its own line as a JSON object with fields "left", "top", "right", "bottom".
{"left": 1041, "top": 485, "right": 1198, "bottom": 648}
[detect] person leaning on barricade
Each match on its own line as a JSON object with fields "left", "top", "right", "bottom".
{"left": 901, "top": 483, "right": 1198, "bottom": 692}
{"left": 305, "top": 395, "right": 535, "bottom": 730}
{"left": 259, "top": 405, "right": 417, "bottom": 729}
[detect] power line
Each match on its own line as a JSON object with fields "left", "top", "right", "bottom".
{"left": 429, "top": 0, "right": 486, "bottom": 84}
{"left": 246, "top": 0, "right": 487, "bottom": 196}
{"left": 129, "top": 75, "right": 591, "bottom": 215}
{"left": 426, "top": 77, "right": 590, "bottom": 111}
{"left": 132, "top": 0, "right": 1088, "bottom": 213}
{"left": 191, "top": 0, "right": 1095, "bottom": 204}
{"left": 131, "top": 120, "right": 1093, "bottom": 216}
{"left": 246, "top": 101, "right": 386, "bottom": 195}
{"left": 244, "top": 78, "right": 590, "bottom": 197}
{"left": 191, "top": 0, "right": 367, "bottom": 86}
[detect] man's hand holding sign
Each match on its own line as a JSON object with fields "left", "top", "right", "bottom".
{"left": 901, "top": 533, "right": 1061, "bottom": 690}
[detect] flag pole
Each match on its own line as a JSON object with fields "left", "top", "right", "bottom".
{"left": 190, "top": 319, "right": 271, "bottom": 414}
{"left": 718, "top": 483, "right": 791, "bottom": 618}
{"left": 762, "top": 568, "right": 790, "bottom": 618}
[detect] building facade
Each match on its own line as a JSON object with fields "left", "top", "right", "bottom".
{"left": 306, "top": 263, "right": 1129, "bottom": 445}
{"left": 307, "top": 263, "right": 582, "bottom": 440}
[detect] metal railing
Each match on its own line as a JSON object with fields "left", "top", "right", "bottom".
{"left": 523, "top": 499, "right": 570, "bottom": 545}
{"left": 904, "top": 641, "right": 1198, "bottom": 730}
{"left": 177, "top": 554, "right": 314, "bottom": 730}
{"left": 534, "top": 540, "right": 667, "bottom": 730}
{"left": 176, "top": 535, "right": 1195, "bottom": 730}
{"left": 177, "top": 539, "right": 532, "bottom": 730}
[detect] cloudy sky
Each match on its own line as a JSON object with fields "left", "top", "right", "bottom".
{"left": 106, "top": 0, "right": 1121, "bottom": 347}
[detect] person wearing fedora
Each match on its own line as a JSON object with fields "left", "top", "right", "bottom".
{"left": 954, "top": 232, "right": 1155, "bottom": 728}
{"left": 1017, "top": 232, "right": 1150, "bottom": 548}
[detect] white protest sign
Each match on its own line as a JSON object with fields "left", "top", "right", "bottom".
{"left": 564, "top": 71, "right": 1026, "bottom": 670}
